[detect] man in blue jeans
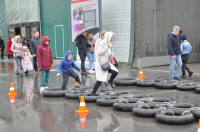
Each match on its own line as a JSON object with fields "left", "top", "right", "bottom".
{"left": 167, "top": 25, "right": 182, "bottom": 80}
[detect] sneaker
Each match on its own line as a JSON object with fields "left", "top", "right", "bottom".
{"left": 45, "top": 86, "right": 48, "bottom": 89}
{"left": 40, "top": 87, "right": 46, "bottom": 95}
{"left": 189, "top": 72, "right": 193, "bottom": 78}
{"left": 108, "top": 81, "right": 116, "bottom": 88}
{"left": 174, "top": 77, "right": 181, "bottom": 81}
{"left": 15, "top": 72, "right": 19, "bottom": 75}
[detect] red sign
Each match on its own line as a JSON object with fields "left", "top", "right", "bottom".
{"left": 71, "top": 0, "right": 91, "bottom": 4}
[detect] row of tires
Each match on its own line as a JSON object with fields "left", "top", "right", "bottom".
{"left": 41, "top": 86, "right": 200, "bottom": 125}
{"left": 114, "top": 77, "right": 200, "bottom": 92}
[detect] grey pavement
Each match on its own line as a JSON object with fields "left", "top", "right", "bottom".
{"left": 0, "top": 58, "right": 199, "bottom": 132}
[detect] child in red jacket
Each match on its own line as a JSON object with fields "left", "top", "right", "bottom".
{"left": 37, "top": 36, "right": 53, "bottom": 91}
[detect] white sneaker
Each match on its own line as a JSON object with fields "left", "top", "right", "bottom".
{"left": 45, "top": 86, "right": 48, "bottom": 89}
{"left": 40, "top": 87, "right": 46, "bottom": 95}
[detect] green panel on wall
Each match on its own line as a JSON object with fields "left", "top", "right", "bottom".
{"left": 0, "top": 0, "right": 8, "bottom": 56}
{"left": 40, "top": 0, "right": 77, "bottom": 59}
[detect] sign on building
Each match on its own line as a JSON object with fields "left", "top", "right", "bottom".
{"left": 70, "top": 0, "right": 100, "bottom": 41}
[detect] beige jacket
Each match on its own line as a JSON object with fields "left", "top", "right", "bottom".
{"left": 87, "top": 39, "right": 96, "bottom": 52}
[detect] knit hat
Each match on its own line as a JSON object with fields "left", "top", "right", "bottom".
{"left": 181, "top": 34, "right": 187, "bottom": 40}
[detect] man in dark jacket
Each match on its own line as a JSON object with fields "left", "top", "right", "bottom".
{"left": 30, "top": 31, "right": 41, "bottom": 74}
{"left": 75, "top": 31, "right": 90, "bottom": 76}
{"left": 0, "top": 36, "right": 5, "bottom": 59}
{"left": 167, "top": 25, "right": 182, "bottom": 80}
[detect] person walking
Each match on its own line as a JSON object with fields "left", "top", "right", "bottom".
{"left": 86, "top": 32, "right": 96, "bottom": 74}
{"left": 37, "top": 36, "right": 53, "bottom": 91}
{"left": 22, "top": 46, "right": 36, "bottom": 76}
{"left": 167, "top": 25, "right": 182, "bottom": 80}
{"left": 30, "top": 31, "right": 41, "bottom": 74}
{"left": 11, "top": 36, "right": 23, "bottom": 78}
{"left": 6, "top": 35, "right": 14, "bottom": 59}
{"left": 91, "top": 32, "right": 118, "bottom": 95}
{"left": 180, "top": 35, "right": 193, "bottom": 78}
{"left": 0, "top": 36, "right": 5, "bottom": 59}
{"left": 75, "top": 31, "right": 90, "bottom": 76}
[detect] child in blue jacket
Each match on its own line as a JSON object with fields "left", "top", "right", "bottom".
{"left": 57, "top": 50, "right": 82, "bottom": 90}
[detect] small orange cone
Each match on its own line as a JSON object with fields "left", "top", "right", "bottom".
{"left": 75, "top": 96, "right": 91, "bottom": 114}
{"left": 78, "top": 113, "right": 89, "bottom": 128}
{"left": 7, "top": 95, "right": 17, "bottom": 107}
{"left": 6, "top": 83, "right": 18, "bottom": 96}
{"left": 74, "top": 82, "right": 80, "bottom": 85}
{"left": 137, "top": 68, "right": 146, "bottom": 79}
{"left": 198, "top": 119, "right": 200, "bottom": 132}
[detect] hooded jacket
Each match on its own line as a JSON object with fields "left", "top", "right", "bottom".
{"left": 56, "top": 50, "right": 80, "bottom": 74}
{"left": 37, "top": 36, "right": 53, "bottom": 70}
{"left": 30, "top": 37, "right": 41, "bottom": 55}
{"left": 6, "top": 37, "right": 13, "bottom": 55}
{"left": 11, "top": 36, "right": 23, "bottom": 57}
{"left": 167, "top": 33, "right": 181, "bottom": 56}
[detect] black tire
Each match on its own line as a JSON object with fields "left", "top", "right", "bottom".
{"left": 132, "top": 103, "right": 166, "bottom": 117}
{"left": 96, "top": 96, "right": 118, "bottom": 106}
{"left": 155, "top": 80, "right": 179, "bottom": 89}
{"left": 119, "top": 94, "right": 153, "bottom": 99}
{"left": 41, "top": 88, "right": 69, "bottom": 97}
{"left": 195, "top": 87, "right": 200, "bottom": 93}
{"left": 155, "top": 109, "right": 195, "bottom": 125}
{"left": 79, "top": 95, "right": 100, "bottom": 103}
{"left": 136, "top": 79, "right": 155, "bottom": 87}
{"left": 113, "top": 103, "right": 138, "bottom": 111}
{"left": 151, "top": 97, "right": 175, "bottom": 103}
{"left": 65, "top": 91, "right": 88, "bottom": 99}
{"left": 114, "top": 77, "right": 138, "bottom": 86}
{"left": 155, "top": 77, "right": 172, "bottom": 83}
{"left": 167, "top": 103, "right": 195, "bottom": 111}
{"left": 192, "top": 110, "right": 200, "bottom": 119}
{"left": 176, "top": 82, "right": 196, "bottom": 91}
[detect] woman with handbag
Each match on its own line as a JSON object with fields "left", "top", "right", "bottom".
{"left": 11, "top": 36, "right": 23, "bottom": 78}
{"left": 91, "top": 32, "right": 118, "bottom": 95}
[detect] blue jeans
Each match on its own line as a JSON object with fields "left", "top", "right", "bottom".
{"left": 87, "top": 52, "right": 94, "bottom": 70}
{"left": 169, "top": 55, "right": 182, "bottom": 79}
{"left": 40, "top": 70, "right": 50, "bottom": 87}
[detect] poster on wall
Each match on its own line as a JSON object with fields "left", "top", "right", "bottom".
{"left": 70, "top": 0, "right": 100, "bottom": 42}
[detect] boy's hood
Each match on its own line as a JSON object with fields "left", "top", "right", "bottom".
{"left": 65, "top": 50, "right": 73, "bottom": 61}
{"left": 41, "top": 36, "right": 50, "bottom": 46}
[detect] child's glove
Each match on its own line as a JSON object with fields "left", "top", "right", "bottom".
{"left": 56, "top": 73, "right": 60, "bottom": 77}
{"left": 80, "top": 70, "right": 82, "bottom": 72}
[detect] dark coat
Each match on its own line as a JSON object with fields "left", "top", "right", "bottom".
{"left": 0, "top": 38, "right": 4, "bottom": 48}
{"left": 167, "top": 33, "right": 181, "bottom": 56}
{"left": 37, "top": 36, "right": 53, "bottom": 71}
{"left": 75, "top": 35, "right": 90, "bottom": 54}
{"left": 30, "top": 37, "right": 41, "bottom": 55}
{"left": 56, "top": 50, "right": 80, "bottom": 74}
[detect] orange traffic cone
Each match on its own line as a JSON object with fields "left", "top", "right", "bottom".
{"left": 137, "top": 68, "right": 146, "bottom": 79}
{"left": 78, "top": 113, "right": 89, "bottom": 128}
{"left": 7, "top": 95, "right": 17, "bottom": 107}
{"left": 75, "top": 96, "right": 91, "bottom": 114}
{"left": 6, "top": 83, "right": 18, "bottom": 96}
{"left": 198, "top": 119, "right": 200, "bottom": 132}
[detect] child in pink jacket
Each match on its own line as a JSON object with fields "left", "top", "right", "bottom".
{"left": 22, "top": 46, "right": 36, "bottom": 76}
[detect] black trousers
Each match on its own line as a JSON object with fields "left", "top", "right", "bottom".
{"left": 78, "top": 53, "right": 86, "bottom": 72}
{"left": 8, "top": 54, "right": 13, "bottom": 59}
{"left": 62, "top": 71, "right": 80, "bottom": 90}
{"left": 92, "top": 69, "right": 118, "bottom": 94}
{"left": 33, "top": 57, "right": 38, "bottom": 71}
{"left": 181, "top": 54, "right": 191, "bottom": 75}
{"left": 1, "top": 46, "right": 4, "bottom": 58}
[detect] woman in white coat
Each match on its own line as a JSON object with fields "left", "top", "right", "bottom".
{"left": 91, "top": 32, "right": 118, "bottom": 95}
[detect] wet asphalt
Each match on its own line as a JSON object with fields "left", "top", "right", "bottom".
{"left": 0, "top": 58, "right": 199, "bottom": 132}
